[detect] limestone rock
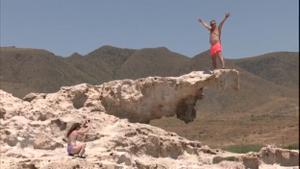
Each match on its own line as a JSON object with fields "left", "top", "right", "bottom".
{"left": 260, "top": 145, "right": 299, "bottom": 166}
{"left": 0, "top": 70, "right": 298, "bottom": 169}
{"left": 98, "top": 69, "right": 239, "bottom": 123}
{"left": 33, "top": 133, "right": 64, "bottom": 150}
{"left": 19, "top": 69, "right": 239, "bottom": 123}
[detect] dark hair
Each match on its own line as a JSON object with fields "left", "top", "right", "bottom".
{"left": 67, "top": 123, "right": 81, "bottom": 137}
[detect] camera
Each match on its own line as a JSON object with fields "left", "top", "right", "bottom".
{"left": 83, "top": 120, "right": 90, "bottom": 128}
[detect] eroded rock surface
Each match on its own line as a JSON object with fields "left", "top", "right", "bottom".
{"left": 1, "top": 70, "right": 298, "bottom": 169}
{"left": 19, "top": 69, "right": 239, "bottom": 123}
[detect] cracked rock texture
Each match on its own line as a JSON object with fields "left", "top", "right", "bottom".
{"left": 1, "top": 69, "right": 298, "bottom": 169}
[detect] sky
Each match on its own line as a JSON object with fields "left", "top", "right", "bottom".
{"left": 0, "top": 0, "right": 299, "bottom": 58}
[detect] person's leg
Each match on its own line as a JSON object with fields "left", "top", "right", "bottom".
{"left": 78, "top": 143, "right": 86, "bottom": 157}
{"left": 70, "top": 144, "right": 82, "bottom": 155}
{"left": 211, "top": 55, "right": 217, "bottom": 70}
{"left": 217, "top": 51, "right": 225, "bottom": 69}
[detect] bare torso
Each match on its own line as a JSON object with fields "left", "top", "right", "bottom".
{"left": 68, "top": 131, "right": 78, "bottom": 145}
{"left": 210, "top": 27, "right": 220, "bottom": 45}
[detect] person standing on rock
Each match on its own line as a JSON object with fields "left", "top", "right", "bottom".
{"left": 66, "top": 120, "right": 91, "bottom": 158}
{"left": 198, "top": 13, "right": 230, "bottom": 69}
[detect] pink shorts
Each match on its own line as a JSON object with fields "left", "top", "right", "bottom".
{"left": 210, "top": 42, "right": 222, "bottom": 56}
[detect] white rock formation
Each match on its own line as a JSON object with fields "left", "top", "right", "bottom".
{"left": 99, "top": 69, "right": 239, "bottom": 123}
{"left": 0, "top": 69, "right": 298, "bottom": 169}
{"left": 21, "top": 69, "right": 240, "bottom": 123}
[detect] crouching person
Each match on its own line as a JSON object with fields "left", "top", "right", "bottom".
{"left": 66, "top": 120, "right": 91, "bottom": 158}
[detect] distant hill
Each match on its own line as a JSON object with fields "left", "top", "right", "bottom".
{"left": 0, "top": 46, "right": 298, "bottom": 100}
{"left": 116, "top": 47, "right": 189, "bottom": 79}
{"left": 177, "top": 50, "right": 298, "bottom": 113}
{"left": 233, "top": 52, "right": 299, "bottom": 89}
{"left": 0, "top": 47, "right": 97, "bottom": 97}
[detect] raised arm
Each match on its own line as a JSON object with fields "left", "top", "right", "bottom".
{"left": 198, "top": 18, "right": 211, "bottom": 31}
{"left": 77, "top": 121, "right": 91, "bottom": 134}
{"left": 218, "top": 13, "right": 230, "bottom": 31}
{"left": 77, "top": 126, "right": 90, "bottom": 134}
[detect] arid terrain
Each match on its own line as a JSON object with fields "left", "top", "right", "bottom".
{"left": 0, "top": 46, "right": 298, "bottom": 149}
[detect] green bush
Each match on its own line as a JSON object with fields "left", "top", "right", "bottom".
{"left": 224, "top": 143, "right": 299, "bottom": 153}
{"left": 223, "top": 144, "right": 263, "bottom": 153}
{"left": 284, "top": 143, "right": 299, "bottom": 150}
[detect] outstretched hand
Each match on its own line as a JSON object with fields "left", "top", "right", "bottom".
{"left": 198, "top": 18, "right": 203, "bottom": 23}
{"left": 225, "top": 12, "right": 230, "bottom": 18}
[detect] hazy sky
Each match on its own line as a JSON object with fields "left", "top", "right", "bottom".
{"left": 0, "top": 0, "right": 299, "bottom": 58}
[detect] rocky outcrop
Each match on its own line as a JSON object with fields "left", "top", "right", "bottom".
{"left": 0, "top": 70, "right": 298, "bottom": 169}
{"left": 260, "top": 145, "right": 299, "bottom": 166}
{"left": 18, "top": 69, "right": 239, "bottom": 123}
{"left": 95, "top": 69, "right": 239, "bottom": 123}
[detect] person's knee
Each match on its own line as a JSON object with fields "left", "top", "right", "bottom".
{"left": 218, "top": 52, "right": 224, "bottom": 58}
{"left": 82, "top": 143, "right": 86, "bottom": 148}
